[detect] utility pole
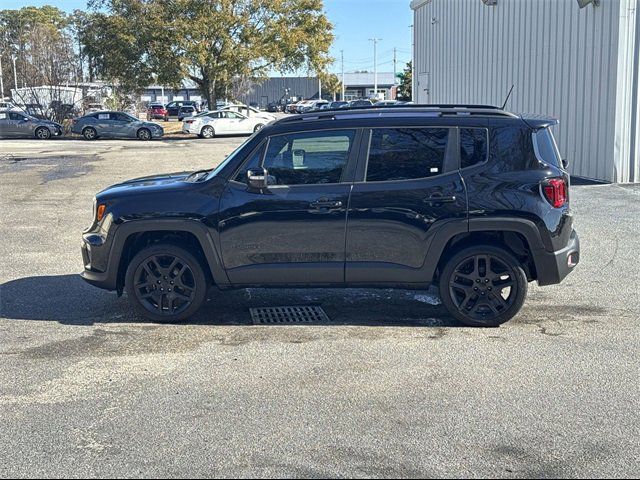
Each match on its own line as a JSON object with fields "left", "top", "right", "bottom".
{"left": 369, "top": 38, "right": 382, "bottom": 100}
{"left": 410, "top": 24, "right": 415, "bottom": 102}
{"left": 393, "top": 47, "right": 397, "bottom": 81}
{"left": 0, "top": 56, "right": 4, "bottom": 99}
{"left": 341, "top": 50, "right": 345, "bottom": 101}
{"left": 11, "top": 55, "right": 18, "bottom": 91}
{"left": 318, "top": 76, "right": 322, "bottom": 100}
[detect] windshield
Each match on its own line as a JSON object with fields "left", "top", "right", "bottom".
{"left": 203, "top": 135, "right": 256, "bottom": 181}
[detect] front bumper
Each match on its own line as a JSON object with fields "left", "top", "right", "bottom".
{"left": 535, "top": 229, "right": 580, "bottom": 286}
{"left": 81, "top": 230, "right": 118, "bottom": 291}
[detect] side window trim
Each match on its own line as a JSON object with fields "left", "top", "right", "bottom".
{"left": 357, "top": 126, "right": 457, "bottom": 184}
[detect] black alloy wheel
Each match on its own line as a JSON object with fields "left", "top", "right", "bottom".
{"left": 125, "top": 244, "right": 208, "bottom": 322}
{"left": 440, "top": 245, "right": 527, "bottom": 327}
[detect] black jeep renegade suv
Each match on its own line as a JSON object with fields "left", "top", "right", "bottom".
{"left": 81, "top": 105, "right": 580, "bottom": 327}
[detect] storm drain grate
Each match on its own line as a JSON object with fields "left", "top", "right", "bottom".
{"left": 250, "top": 306, "right": 331, "bottom": 325}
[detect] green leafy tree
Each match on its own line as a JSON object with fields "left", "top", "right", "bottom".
{"left": 320, "top": 72, "right": 341, "bottom": 101}
{"left": 396, "top": 61, "right": 412, "bottom": 101}
{"left": 83, "top": 0, "right": 334, "bottom": 108}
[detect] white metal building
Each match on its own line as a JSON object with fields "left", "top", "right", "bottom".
{"left": 411, "top": 0, "right": 640, "bottom": 183}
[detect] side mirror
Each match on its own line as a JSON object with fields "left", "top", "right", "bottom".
{"left": 247, "top": 168, "right": 268, "bottom": 190}
{"left": 562, "top": 158, "right": 569, "bottom": 169}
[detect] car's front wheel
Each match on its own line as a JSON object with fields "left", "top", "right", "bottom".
{"left": 35, "top": 126, "right": 51, "bottom": 140}
{"left": 439, "top": 245, "right": 528, "bottom": 327}
{"left": 137, "top": 128, "right": 151, "bottom": 140}
{"left": 201, "top": 125, "right": 215, "bottom": 138}
{"left": 82, "top": 127, "right": 97, "bottom": 140}
{"left": 125, "top": 244, "right": 209, "bottom": 323}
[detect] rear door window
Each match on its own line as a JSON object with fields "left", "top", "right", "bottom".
{"left": 365, "top": 128, "right": 449, "bottom": 182}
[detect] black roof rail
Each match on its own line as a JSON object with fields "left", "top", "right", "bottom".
{"left": 394, "top": 103, "right": 503, "bottom": 110}
{"left": 276, "top": 105, "right": 519, "bottom": 124}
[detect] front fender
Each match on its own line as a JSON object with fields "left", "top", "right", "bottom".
{"left": 81, "top": 219, "right": 230, "bottom": 291}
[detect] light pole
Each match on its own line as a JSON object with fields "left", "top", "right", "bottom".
{"left": 11, "top": 55, "right": 18, "bottom": 91}
{"left": 368, "top": 38, "right": 382, "bottom": 100}
{"left": 341, "top": 50, "right": 345, "bottom": 101}
{"left": 410, "top": 24, "right": 415, "bottom": 102}
{"left": 0, "top": 55, "right": 4, "bottom": 99}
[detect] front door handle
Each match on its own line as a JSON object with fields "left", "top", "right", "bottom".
{"left": 423, "top": 194, "right": 456, "bottom": 205}
{"left": 310, "top": 198, "right": 343, "bottom": 209}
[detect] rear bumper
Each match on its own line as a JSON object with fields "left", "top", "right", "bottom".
{"left": 535, "top": 229, "right": 580, "bottom": 286}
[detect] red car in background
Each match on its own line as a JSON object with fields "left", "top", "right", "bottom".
{"left": 148, "top": 103, "right": 168, "bottom": 121}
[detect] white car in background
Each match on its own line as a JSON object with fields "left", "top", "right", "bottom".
{"left": 220, "top": 104, "right": 276, "bottom": 122}
{"left": 182, "top": 110, "right": 269, "bottom": 138}
{"left": 0, "top": 101, "right": 21, "bottom": 111}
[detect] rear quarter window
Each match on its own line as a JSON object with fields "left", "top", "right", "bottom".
{"left": 492, "top": 126, "right": 536, "bottom": 171}
{"left": 533, "top": 128, "right": 562, "bottom": 168}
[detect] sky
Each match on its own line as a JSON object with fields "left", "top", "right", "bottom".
{"left": 2, "top": 0, "right": 414, "bottom": 76}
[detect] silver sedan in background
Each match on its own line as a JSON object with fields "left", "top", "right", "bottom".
{"left": 0, "top": 109, "right": 63, "bottom": 139}
{"left": 71, "top": 111, "right": 164, "bottom": 140}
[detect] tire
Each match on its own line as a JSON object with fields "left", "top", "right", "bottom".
{"left": 439, "top": 245, "right": 528, "bottom": 327}
{"left": 201, "top": 125, "right": 215, "bottom": 139}
{"left": 125, "top": 244, "right": 209, "bottom": 323}
{"left": 82, "top": 127, "right": 97, "bottom": 140}
{"left": 35, "top": 126, "right": 51, "bottom": 140}
{"left": 253, "top": 123, "right": 264, "bottom": 133}
{"left": 137, "top": 128, "right": 151, "bottom": 140}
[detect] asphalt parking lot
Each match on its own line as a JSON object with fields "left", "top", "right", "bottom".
{"left": 1, "top": 137, "right": 639, "bottom": 478}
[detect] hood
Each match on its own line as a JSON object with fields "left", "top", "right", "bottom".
{"left": 97, "top": 171, "right": 192, "bottom": 199}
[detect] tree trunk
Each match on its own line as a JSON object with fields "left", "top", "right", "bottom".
{"left": 205, "top": 78, "right": 216, "bottom": 111}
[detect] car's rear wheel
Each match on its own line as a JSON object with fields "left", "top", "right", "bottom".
{"left": 137, "top": 128, "right": 151, "bottom": 140}
{"left": 35, "top": 127, "right": 51, "bottom": 140}
{"left": 82, "top": 127, "right": 97, "bottom": 140}
{"left": 125, "top": 244, "right": 209, "bottom": 323}
{"left": 253, "top": 124, "right": 264, "bottom": 132}
{"left": 439, "top": 245, "right": 527, "bottom": 327}
{"left": 201, "top": 126, "right": 215, "bottom": 138}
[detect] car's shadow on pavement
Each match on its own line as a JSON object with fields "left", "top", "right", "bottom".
{"left": 0, "top": 274, "right": 458, "bottom": 328}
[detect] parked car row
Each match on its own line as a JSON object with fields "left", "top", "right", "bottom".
{"left": 0, "top": 107, "right": 276, "bottom": 141}
{"left": 283, "top": 98, "right": 410, "bottom": 114}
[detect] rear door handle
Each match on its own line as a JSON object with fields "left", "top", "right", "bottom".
{"left": 310, "top": 198, "right": 343, "bottom": 209}
{"left": 423, "top": 194, "right": 456, "bottom": 205}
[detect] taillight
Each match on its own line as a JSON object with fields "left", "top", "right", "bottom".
{"left": 542, "top": 177, "right": 568, "bottom": 208}
{"left": 185, "top": 120, "right": 194, "bottom": 124}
